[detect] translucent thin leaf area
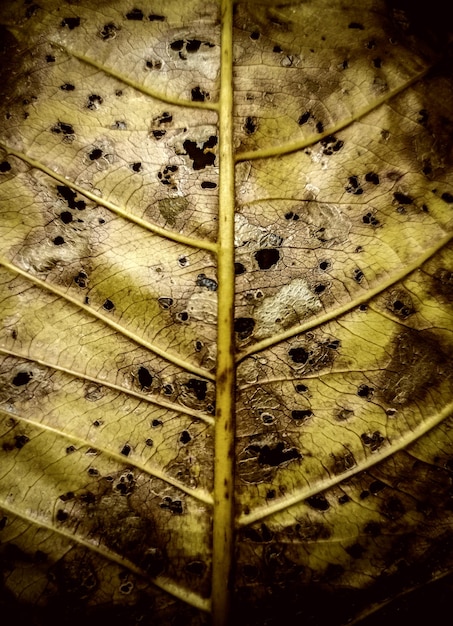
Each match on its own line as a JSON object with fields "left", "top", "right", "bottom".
{"left": 0, "top": 1, "right": 453, "bottom": 625}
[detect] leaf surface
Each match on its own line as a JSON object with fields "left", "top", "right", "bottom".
{"left": 1, "top": 1, "right": 453, "bottom": 625}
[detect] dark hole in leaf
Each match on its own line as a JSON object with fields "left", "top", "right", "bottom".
{"left": 327, "top": 339, "right": 340, "bottom": 349}
{"left": 178, "top": 311, "right": 189, "bottom": 321}
{"left": 149, "top": 14, "right": 165, "bottom": 21}
{"left": 53, "top": 236, "right": 65, "bottom": 245}
{"left": 338, "top": 494, "right": 351, "bottom": 504}
{"left": 88, "top": 468, "right": 99, "bottom": 476}
{"left": 60, "top": 83, "right": 75, "bottom": 91}
{"left": 152, "top": 419, "right": 163, "bottom": 427}
{"left": 373, "top": 57, "right": 382, "bottom": 68}
{"left": 186, "top": 378, "right": 207, "bottom": 400}
{"left": 234, "top": 262, "right": 246, "bottom": 274}
{"left": 12, "top": 371, "right": 33, "bottom": 386}
{"left": 180, "top": 430, "right": 191, "bottom": 444}
{"left": 234, "top": 317, "right": 255, "bottom": 338}
{"left": 61, "top": 17, "right": 80, "bottom": 29}
{"left": 146, "top": 438, "right": 153, "bottom": 446}
{"left": 273, "top": 45, "right": 282, "bottom": 53}
{"left": 296, "top": 384, "right": 308, "bottom": 393}
{"left": 360, "top": 490, "right": 370, "bottom": 499}
{"left": 250, "top": 31, "right": 260, "bottom": 40}
{"left": 57, "top": 185, "right": 85, "bottom": 210}
{"left": 125, "top": 8, "right": 144, "bottom": 20}
{"left": 195, "top": 340, "right": 203, "bottom": 351}
{"left": 138, "top": 366, "right": 153, "bottom": 389}
{"left": 89, "top": 148, "right": 103, "bottom": 160}
{"left": 60, "top": 211, "right": 73, "bottom": 224}
{"left": 66, "top": 445, "right": 75, "bottom": 454}
{"left": 289, "top": 347, "right": 309, "bottom": 363}
{"left": 46, "top": 54, "right": 55, "bottom": 62}
{"left": 255, "top": 248, "right": 280, "bottom": 269}
{"left": 201, "top": 181, "right": 217, "bottom": 188}
{"left": 196, "top": 273, "right": 218, "bottom": 291}
{"left": 152, "top": 129, "right": 166, "bottom": 139}
{"left": 306, "top": 494, "right": 330, "bottom": 511}
{"left": 87, "top": 94, "right": 103, "bottom": 110}
{"left": 0, "top": 161, "right": 11, "bottom": 172}
{"left": 354, "top": 268, "right": 364, "bottom": 282}
{"left": 284, "top": 211, "right": 299, "bottom": 220}
{"left": 291, "top": 409, "right": 313, "bottom": 421}
{"left": 316, "top": 121, "right": 324, "bottom": 133}
{"left": 314, "top": 283, "right": 326, "bottom": 294}
{"left": 102, "top": 299, "right": 115, "bottom": 311}
{"left": 131, "top": 162, "right": 142, "bottom": 172}
{"left": 441, "top": 192, "right": 453, "bottom": 203}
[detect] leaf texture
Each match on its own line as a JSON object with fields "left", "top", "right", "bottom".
{"left": 0, "top": 1, "right": 453, "bottom": 625}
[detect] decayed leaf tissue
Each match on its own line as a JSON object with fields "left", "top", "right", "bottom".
{"left": 0, "top": 1, "right": 453, "bottom": 624}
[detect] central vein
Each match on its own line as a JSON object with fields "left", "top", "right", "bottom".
{"left": 212, "top": 1, "right": 235, "bottom": 624}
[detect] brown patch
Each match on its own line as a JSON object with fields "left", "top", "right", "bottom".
{"left": 378, "top": 329, "right": 450, "bottom": 406}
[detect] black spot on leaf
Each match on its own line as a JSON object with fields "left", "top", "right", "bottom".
{"left": 320, "top": 135, "right": 344, "bottom": 155}
{"left": 53, "top": 236, "right": 65, "bottom": 245}
{"left": 291, "top": 409, "right": 313, "bottom": 421}
{"left": 74, "top": 271, "right": 87, "bottom": 287}
{"left": 102, "top": 299, "right": 115, "bottom": 311}
{"left": 373, "top": 57, "right": 382, "bottom": 68}
{"left": 186, "top": 39, "right": 202, "bottom": 52}
{"left": 191, "top": 86, "right": 209, "bottom": 102}
{"left": 365, "top": 171, "right": 380, "bottom": 184}
{"left": 183, "top": 137, "right": 217, "bottom": 169}
{"left": 99, "top": 22, "right": 119, "bottom": 39}
{"left": 244, "top": 116, "right": 257, "bottom": 134}
{"left": 289, "top": 347, "right": 308, "bottom": 363}
{"left": 255, "top": 248, "right": 280, "bottom": 269}
{"left": 158, "top": 297, "right": 173, "bottom": 309}
{"left": 180, "top": 430, "right": 191, "bottom": 444}
{"left": 56, "top": 509, "right": 69, "bottom": 522}
{"left": 125, "top": 8, "right": 144, "bottom": 20}
{"left": 89, "top": 148, "right": 103, "bottom": 160}
{"left": 60, "top": 83, "right": 75, "bottom": 91}
{"left": 345, "top": 175, "right": 363, "bottom": 194}
{"left": 201, "top": 181, "right": 217, "bottom": 189}
{"left": 315, "top": 121, "right": 324, "bottom": 133}
{"left": 393, "top": 192, "right": 413, "bottom": 204}
{"left": 152, "top": 129, "right": 166, "bottom": 139}
{"left": 235, "top": 262, "right": 246, "bottom": 274}
{"left": 186, "top": 378, "right": 207, "bottom": 401}
{"left": 61, "top": 17, "right": 80, "bottom": 29}
{"left": 441, "top": 192, "right": 453, "bottom": 203}
{"left": 87, "top": 94, "right": 103, "bottom": 110}
{"left": 160, "top": 497, "right": 183, "bottom": 514}
{"left": 0, "top": 161, "right": 11, "bottom": 172}
{"left": 305, "top": 494, "right": 330, "bottom": 511}
{"left": 298, "top": 111, "right": 311, "bottom": 125}
{"left": 46, "top": 54, "right": 55, "bottom": 62}
{"left": 296, "top": 384, "right": 308, "bottom": 393}
{"left": 51, "top": 121, "right": 74, "bottom": 136}
{"left": 196, "top": 273, "right": 218, "bottom": 291}
{"left": 131, "top": 162, "right": 142, "bottom": 172}
{"left": 247, "top": 442, "right": 301, "bottom": 467}
{"left": 234, "top": 317, "right": 255, "bottom": 339}
{"left": 357, "top": 384, "right": 374, "bottom": 398}
{"left": 149, "top": 14, "right": 165, "bottom": 21}
{"left": 12, "top": 371, "right": 33, "bottom": 386}
{"left": 120, "top": 444, "right": 131, "bottom": 457}
{"left": 361, "top": 431, "right": 385, "bottom": 451}
{"left": 138, "top": 366, "right": 153, "bottom": 389}
{"left": 362, "top": 212, "right": 380, "bottom": 226}
{"left": 353, "top": 268, "right": 364, "bottom": 282}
